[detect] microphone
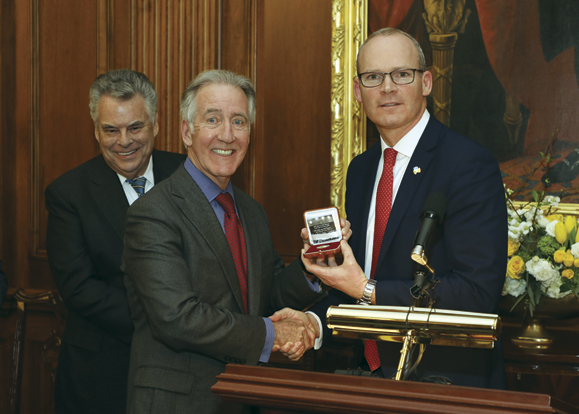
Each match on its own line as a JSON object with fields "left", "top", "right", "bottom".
{"left": 410, "top": 192, "right": 447, "bottom": 273}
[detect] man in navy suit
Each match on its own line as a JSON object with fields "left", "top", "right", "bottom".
{"left": 45, "top": 69, "right": 185, "bottom": 413}
{"left": 296, "top": 28, "right": 508, "bottom": 388}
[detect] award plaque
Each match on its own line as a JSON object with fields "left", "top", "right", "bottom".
{"left": 303, "top": 207, "right": 342, "bottom": 258}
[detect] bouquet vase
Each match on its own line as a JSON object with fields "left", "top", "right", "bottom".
{"left": 500, "top": 294, "right": 579, "bottom": 349}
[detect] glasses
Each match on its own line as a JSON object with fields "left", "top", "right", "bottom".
{"left": 358, "top": 69, "right": 424, "bottom": 87}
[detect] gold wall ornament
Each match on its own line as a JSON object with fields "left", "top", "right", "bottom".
{"left": 423, "top": 0, "right": 471, "bottom": 126}
{"left": 330, "top": 0, "right": 367, "bottom": 217}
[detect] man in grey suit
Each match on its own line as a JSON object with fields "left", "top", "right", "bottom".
{"left": 123, "top": 70, "right": 333, "bottom": 413}
{"left": 45, "top": 69, "right": 185, "bottom": 414}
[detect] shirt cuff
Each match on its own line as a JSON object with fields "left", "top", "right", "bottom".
{"left": 305, "top": 311, "right": 323, "bottom": 350}
{"left": 259, "top": 317, "right": 275, "bottom": 362}
{"left": 304, "top": 273, "right": 322, "bottom": 293}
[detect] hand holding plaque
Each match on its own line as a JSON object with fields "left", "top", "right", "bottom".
{"left": 302, "top": 207, "right": 343, "bottom": 258}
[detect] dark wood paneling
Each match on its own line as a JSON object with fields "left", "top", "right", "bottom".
{"left": 36, "top": 0, "right": 100, "bottom": 259}
{"left": 132, "top": 0, "right": 195, "bottom": 154}
{"left": 258, "top": 0, "right": 332, "bottom": 260}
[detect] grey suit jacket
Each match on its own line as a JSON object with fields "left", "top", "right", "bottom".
{"left": 123, "top": 164, "right": 323, "bottom": 414}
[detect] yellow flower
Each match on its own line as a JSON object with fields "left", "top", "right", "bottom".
{"left": 576, "top": 228, "right": 579, "bottom": 243}
{"left": 507, "top": 239, "right": 520, "bottom": 257}
{"left": 574, "top": 258, "right": 579, "bottom": 268}
{"left": 506, "top": 256, "right": 525, "bottom": 279}
{"left": 547, "top": 214, "right": 564, "bottom": 222}
{"left": 555, "top": 221, "right": 568, "bottom": 244}
{"left": 565, "top": 216, "right": 577, "bottom": 233}
{"left": 562, "top": 269, "right": 574, "bottom": 279}
{"left": 554, "top": 250, "right": 566, "bottom": 264}
{"left": 564, "top": 251, "right": 575, "bottom": 267}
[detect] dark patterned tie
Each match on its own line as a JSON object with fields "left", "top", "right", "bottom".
{"left": 215, "top": 192, "right": 249, "bottom": 313}
{"left": 365, "top": 148, "right": 397, "bottom": 372}
{"left": 127, "top": 176, "right": 147, "bottom": 197}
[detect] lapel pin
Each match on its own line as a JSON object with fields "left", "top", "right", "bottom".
{"left": 413, "top": 166, "right": 421, "bottom": 175}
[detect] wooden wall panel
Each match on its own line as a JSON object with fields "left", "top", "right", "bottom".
{"left": 258, "top": 0, "right": 333, "bottom": 260}
{"left": 132, "top": 0, "right": 196, "bottom": 153}
{"left": 35, "top": 0, "right": 99, "bottom": 261}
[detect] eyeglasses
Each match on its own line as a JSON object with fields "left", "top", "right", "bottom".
{"left": 358, "top": 69, "right": 424, "bottom": 87}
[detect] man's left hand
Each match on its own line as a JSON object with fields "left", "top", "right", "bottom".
{"left": 301, "top": 240, "right": 368, "bottom": 300}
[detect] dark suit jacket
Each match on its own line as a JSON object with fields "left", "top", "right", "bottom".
{"left": 123, "top": 165, "right": 324, "bottom": 414}
{"left": 0, "top": 260, "right": 7, "bottom": 307}
{"left": 45, "top": 149, "right": 185, "bottom": 414}
{"left": 311, "top": 116, "right": 508, "bottom": 388}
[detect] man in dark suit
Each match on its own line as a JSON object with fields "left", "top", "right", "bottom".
{"left": 123, "top": 70, "right": 331, "bottom": 413}
{"left": 45, "top": 69, "right": 185, "bottom": 414}
{"left": 298, "top": 28, "right": 508, "bottom": 388}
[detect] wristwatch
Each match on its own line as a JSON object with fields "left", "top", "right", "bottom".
{"left": 357, "top": 279, "right": 376, "bottom": 305}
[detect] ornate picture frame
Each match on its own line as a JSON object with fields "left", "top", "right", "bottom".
{"left": 330, "top": 0, "right": 367, "bottom": 217}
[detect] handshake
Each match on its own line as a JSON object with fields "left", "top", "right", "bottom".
{"left": 266, "top": 215, "right": 362, "bottom": 362}
{"left": 268, "top": 308, "right": 319, "bottom": 361}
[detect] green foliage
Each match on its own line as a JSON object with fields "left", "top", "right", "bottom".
{"left": 537, "top": 235, "right": 561, "bottom": 258}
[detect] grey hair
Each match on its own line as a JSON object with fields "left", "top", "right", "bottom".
{"left": 180, "top": 69, "right": 256, "bottom": 125}
{"left": 357, "top": 28, "right": 427, "bottom": 74}
{"left": 89, "top": 69, "right": 157, "bottom": 125}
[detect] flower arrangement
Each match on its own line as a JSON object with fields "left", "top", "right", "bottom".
{"left": 503, "top": 188, "right": 579, "bottom": 316}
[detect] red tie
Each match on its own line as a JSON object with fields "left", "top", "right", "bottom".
{"left": 365, "top": 148, "right": 397, "bottom": 372}
{"left": 216, "top": 193, "right": 249, "bottom": 313}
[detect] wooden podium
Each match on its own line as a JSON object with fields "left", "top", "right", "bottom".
{"left": 212, "top": 364, "right": 578, "bottom": 414}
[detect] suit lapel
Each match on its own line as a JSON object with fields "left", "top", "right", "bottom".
{"left": 374, "top": 118, "right": 441, "bottom": 275}
{"left": 89, "top": 156, "right": 129, "bottom": 242}
{"left": 170, "top": 167, "right": 247, "bottom": 313}
{"left": 234, "top": 190, "right": 261, "bottom": 315}
{"left": 349, "top": 144, "right": 382, "bottom": 265}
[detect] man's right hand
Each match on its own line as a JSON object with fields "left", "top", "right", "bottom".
{"left": 270, "top": 313, "right": 316, "bottom": 361}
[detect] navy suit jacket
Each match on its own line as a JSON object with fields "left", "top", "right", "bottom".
{"left": 45, "top": 149, "right": 186, "bottom": 414}
{"left": 312, "top": 115, "right": 508, "bottom": 388}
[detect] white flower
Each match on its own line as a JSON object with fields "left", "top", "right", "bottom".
{"left": 526, "top": 257, "right": 559, "bottom": 285}
{"left": 571, "top": 243, "right": 579, "bottom": 259}
{"left": 543, "top": 195, "right": 560, "bottom": 206}
{"left": 502, "top": 277, "right": 527, "bottom": 297}
{"left": 518, "top": 222, "right": 532, "bottom": 235}
{"left": 545, "top": 220, "right": 559, "bottom": 238}
{"left": 541, "top": 277, "right": 572, "bottom": 299}
{"left": 536, "top": 216, "right": 550, "bottom": 229}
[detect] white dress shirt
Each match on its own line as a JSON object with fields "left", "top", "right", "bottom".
{"left": 363, "top": 109, "right": 430, "bottom": 277}
{"left": 117, "top": 156, "right": 155, "bottom": 205}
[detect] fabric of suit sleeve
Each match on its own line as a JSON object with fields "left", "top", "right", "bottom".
{"left": 45, "top": 182, "right": 133, "bottom": 344}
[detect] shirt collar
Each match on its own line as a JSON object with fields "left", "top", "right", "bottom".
{"left": 116, "top": 155, "right": 155, "bottom": 185}
{"left": 184, "top": 157, "right": 234, "bottom": 202}
{"left": 380, "top": 109, "right": 430, "bottom": 157}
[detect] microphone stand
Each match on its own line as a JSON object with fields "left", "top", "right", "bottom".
{"left": 399, "top": 261, "right": 437, "bottom": 380}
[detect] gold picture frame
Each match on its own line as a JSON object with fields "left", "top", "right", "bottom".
{"left": 330, "top": 0, "right": 367, "bottom": 217}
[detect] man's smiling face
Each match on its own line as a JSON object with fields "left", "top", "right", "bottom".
{"left": 182, "top": 83, "right": 250, "bottom": 190}
{"left": 354, "top": 33, "right": 432, "bottom": 145}
{"left": 94, "top": 94, "right": 158, "bottom": 180}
